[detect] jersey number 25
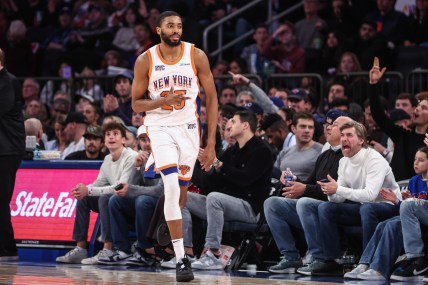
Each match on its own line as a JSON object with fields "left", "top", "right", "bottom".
{"left": 160, "top": 90, "right": 186, "bottom": 111}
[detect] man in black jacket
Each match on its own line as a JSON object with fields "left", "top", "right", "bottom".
{"left": 264, "top": 113, "right": 352, "bottom": 274}
{"left": 181, "top": 110, "right": 274, "bottom": 270}
{"left": 65, "top": 125, "right": 106, "bottom": 160}
{"left": 0, "top": 48, "right": 26, "bottom": 261}
{"left": 369, "top": 57, "right": 428, "bottom": 181}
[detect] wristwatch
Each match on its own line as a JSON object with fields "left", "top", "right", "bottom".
{"left": 211, "top": 158, "right": 221, "bottom": 168}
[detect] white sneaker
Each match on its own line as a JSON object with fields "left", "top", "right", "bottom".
{"left": 81, "top": 249, "right": 114, "bottom": 265}
{"left": 357, "top": 269, "right": 386, "bottom": 281}
{"left": 56, "top": 247, "right": 87, "bottom": 264}
{"left": 161, "top": 255, "right": 197, "bottom": 269}
{"left": 98, "top": 250, "right": 132, "bottom": 265}
{"left": 344, "top": 264, "right": 368, "bottom": 279}
{"left": 192, "top": 251, "right": 223, "bottom": 270}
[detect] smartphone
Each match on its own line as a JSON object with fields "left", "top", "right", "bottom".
{"left": 319, "top": 179, "right": 329, "bottom": 183}
{"left": 62, "top": 66, "right": 72, "bottom": 79}
{"left": 114, "top": 183, "right": 124, "bottom": 191}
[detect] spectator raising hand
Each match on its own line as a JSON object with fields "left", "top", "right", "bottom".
{"left": 369, "top": 57, "right": 387, "bottom": 84}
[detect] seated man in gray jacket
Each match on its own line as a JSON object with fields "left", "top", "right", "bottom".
{"left": 56, "top": 121, "right": 138, "bottom": 264}
{"left": 98, "top": 125, "right": 165, "bottom": 265}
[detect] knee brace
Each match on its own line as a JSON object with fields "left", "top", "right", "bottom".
{"left": 161, "top": 171, "right": 182, "bottom": 221}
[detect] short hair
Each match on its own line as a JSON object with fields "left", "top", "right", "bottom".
{"left": 363, "top": 96, "right": 389, "bottom": 111}
{"left": 282, "top": 21, "right": 296, "bottom": 34}
{"left": 328, "top": 80, "right": 348, "bottom": 94}
{"left": 254, "top": 23, "right": 268, "bottom": 32}
{"left": 340, "top": 121, "right": 367, "bottom": 147}
{"left": 157, "top": 11, "right": 181, "bottom": 27}
{"left": 417, "top": 146, "right": 428, "bottom": 159}
{"left": 416, "top": 92, "right": 428, "bottom": 103}
{"left": 237, "top": 91, "right": 254, "bottom": 101}
{"left": 292, "top": 111, "right": 314, "bottom": 127}
{"left": 220, "top": 85, "right": 237, "bottom": 95}
{"left": 280, "top": 107, "right": 295, "bottom": 121}
{"left": 396, "top": 92, "right": 418, "bottom": 107}
{"left": 261, "top": 113, "right": 286, "bottom": 131}
{"left": 235, "top": 110, "right": 257, "bottom": 133}
{"left": 102, "top": 121, "right": 126, "bottom": 138}
{"left": 88, "top": 102, "right": 101, "bottom": 115}
{"left": 330, "top": 98, "right": 350, "bottom": 109}
{"left": 24, "top": 118, "right": 43, "bottom": 136}
{"left": 25, "top": 78, "right": 40, "bottom": 91}
{"left": 360, "top": 20, "right": 377, "bottom": 30}
{"left": 219, "top": 104, "right": 239, "bottom": 119}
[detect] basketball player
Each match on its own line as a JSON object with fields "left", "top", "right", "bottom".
{"left": 131, "top": 11, "right": 218, "bottom": 282}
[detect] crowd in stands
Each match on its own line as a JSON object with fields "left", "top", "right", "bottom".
{"left": 5, "top": 0, "right": 428, "bottom": 282}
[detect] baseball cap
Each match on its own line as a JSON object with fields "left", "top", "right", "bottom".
{"left": 317, "top": 109, "right": 346, "bottom": 125}
{"left": 137, "top": 125, "right": 147, "bottom": 137}
{"left": 244, "top": 102, "right": 264, "bottom": 115}
{"left": 115, "top": 70, "right": 133, "bottom": 83}
{"left": 288, "top": 88, "right": 310, "bottom": 102}
{"left": 270, "top": 96, "right": 285, "bottom": 108}
{"left": 83, "top": 125, "right": 103, "bottom": 138}
{"left": 75, "top": 92, "right": 95, "bottom": 103}
{"left": 123, "top": 125, "right": 137, "bottom": 138}
{"left": 62, "top": 112, "right": 86, "bottom": 125}
{"left": 390, "top": 108, "right": 411, "bottom": 123}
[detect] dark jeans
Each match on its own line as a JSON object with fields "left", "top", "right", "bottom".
{"left": 72, "top": 195, "right": 112, "bottom": 243}
{"left": 109, "top": 195, "right": 159, "bottom": 252}
{"left": 0, "top": 156, "right": 22, "bottom": 254}
{"left": 319, "top": 202, "right": 398, "bottom": 260}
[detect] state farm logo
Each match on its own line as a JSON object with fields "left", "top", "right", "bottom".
{"left": 11, "top": 191, "right": 77, "bottom": 218}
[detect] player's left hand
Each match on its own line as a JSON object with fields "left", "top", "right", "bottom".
{"left": 200, "top": 144, "right": 215, "bottom": 171}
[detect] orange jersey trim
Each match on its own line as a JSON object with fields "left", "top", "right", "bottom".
{"left": 190, "top": 44, "right": 197, "bottom": 76}
{"left": 178, "top": 176, "right": 192, "bottom": 181}
{"left": 157, "top": 163, "right": 178, "bottom": 170}
{"left": 156, "top": 42, "right": 185, "bottom": 65}
{"left": 147, "top": 50, "right": 153, "bottom": 78}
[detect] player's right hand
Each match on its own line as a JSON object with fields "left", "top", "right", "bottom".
{"left": 163, "top": 86, "right": 191, "bottom": 105}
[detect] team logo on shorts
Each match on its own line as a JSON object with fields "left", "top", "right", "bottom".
{"left": 187, "top": 123, "right": 196, "bottom": 129}
{"left": 155, "top": 65, "right": 165, "bottom": 71}
{"left": 179, "top": 165, "right": 191, "bottom": 175}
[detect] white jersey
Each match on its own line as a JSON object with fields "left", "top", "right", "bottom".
{"left": 145, "top": 41, "right": 200, "bottom": 126}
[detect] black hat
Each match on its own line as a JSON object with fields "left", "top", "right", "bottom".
{"left": 62, "top": 112, "right": 86, "bottom": 125}
{"left": 316, "top": 109, "right": 346, "bottom": 125}
{"left": 390, "top": 108, "right": 411, "bottom": 123}
{"left": 288, "top": 88, "right": 310, "bottom": 101}
{"left": 244, "top": 102, "right": 264, "bottom": 115}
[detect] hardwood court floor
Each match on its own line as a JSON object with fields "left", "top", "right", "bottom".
{"left": 0, "top": 261, "right": 354, "bottom": 285}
